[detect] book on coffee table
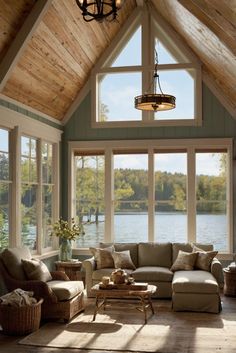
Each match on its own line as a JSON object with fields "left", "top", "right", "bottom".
{"left": 99, "top": 282, "right": 148, "bottom": 290}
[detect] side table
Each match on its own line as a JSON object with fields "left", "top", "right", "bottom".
{"left": 55, "top": 261, "right": 83, "bottom": 281}
{"left": 223, "top": 268, "right": 236, "bottom": 296}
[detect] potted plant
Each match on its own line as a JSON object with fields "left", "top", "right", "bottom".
{"left": 50, "top": 218, "right": 84, "bottom": 261}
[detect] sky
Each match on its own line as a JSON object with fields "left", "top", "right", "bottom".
{"left": 114, "top": 153, "right": 224, "bottom": 176}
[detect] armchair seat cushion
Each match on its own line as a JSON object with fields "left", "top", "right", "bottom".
{"left": 172, "top": 270, "right": 219, "bottom": 294}
{"left": 47, "top": 280, "right": 84, "bottom": 301}
{"left": 132, "top": 266, "right": 173, "bottom": 282}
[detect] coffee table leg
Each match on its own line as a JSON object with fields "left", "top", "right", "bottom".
{"left": 92, "top": 294, "right": 99, "bottom": 321}
{"left": 92, "top": 295, "right": 107, "bottom": 321}
{"left": 148, "top": 295, "right": 155, "bottom": 315}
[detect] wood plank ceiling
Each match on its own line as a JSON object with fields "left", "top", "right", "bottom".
{"left": 0, "top": 0, "right": 235, "bottom": 121}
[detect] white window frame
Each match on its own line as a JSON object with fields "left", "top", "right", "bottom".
{"left": 91, "top": 7, "right": 202, "bottom": 128}
{"left": 0, "top": 127, "right": 12, "bottom": 248}
{"left": 69, "top": 138, "right": 233, "bottom": 259}
{"left": 0, "top": 105, "right": 62, "bottom": 257}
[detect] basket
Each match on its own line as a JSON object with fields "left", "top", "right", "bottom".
{"left": 0, "top": 298, "right": 43, "bottom": 336}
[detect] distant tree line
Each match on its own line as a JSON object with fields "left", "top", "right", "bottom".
{"left": 75, "top": 156, "right": 226, "bottom": 224}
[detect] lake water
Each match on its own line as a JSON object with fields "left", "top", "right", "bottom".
{"left": 76, "top": 213, "right": 227, "bottom": 251}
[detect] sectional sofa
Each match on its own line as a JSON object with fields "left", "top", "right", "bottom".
{"left": 83, "top": 242, "right": 223, "bottom": 313}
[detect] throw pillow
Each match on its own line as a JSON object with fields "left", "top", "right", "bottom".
{"left": 170, "top": 250, "right": 198, "bottom": 272}
{"left": 22, "top": 258, "right": 52, "bottom": 282}
{"left": 90, "top": 246, "right": 114, "bottom": 269}
{"left": 112, "top": 250, "right": 136, "bottom": 270}
{"left": 192, "top": 245, "right": 218, "bottom": 272}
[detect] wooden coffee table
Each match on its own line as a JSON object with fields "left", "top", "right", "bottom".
{"left": 91, "top": 283, "right": 157, "bottom": 324}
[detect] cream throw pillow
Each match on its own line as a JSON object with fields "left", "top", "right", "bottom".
{"left": 22, "top": 258, "right": 52, "bottom": 282}
{"left": 171, "top": 250, "right": 197, "bottom": 272}
{"left": 90, "top": 246, "right": 114, "bottom": 269}
{"left": 112, "top": 250, "right": 136, "bottom": 270}
{"left": 192, "top": 245, "right": 218, "bottom": 272}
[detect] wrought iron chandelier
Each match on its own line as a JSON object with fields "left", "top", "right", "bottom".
{"left": 75, "top": 0, "right": 124, "bottom": 22}
{"left": 134, "top": 50, "right": 176, "bottom": 112}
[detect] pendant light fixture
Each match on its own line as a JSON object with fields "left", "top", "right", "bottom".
{"left": 75, "top": 0, "right": 124, "bottom": 22}
{"left": 134, "top": 50, "right": 176, "bottom": 112}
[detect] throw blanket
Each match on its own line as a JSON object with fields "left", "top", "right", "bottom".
{"left": 0, "top": 288, "right": 37, "bottom": 307}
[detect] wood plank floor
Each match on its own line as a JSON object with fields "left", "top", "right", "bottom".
{"left": 0, "top": 294, "right": 236, "bottom": 353}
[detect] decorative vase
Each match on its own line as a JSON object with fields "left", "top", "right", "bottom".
{"left": 59, "top": 239, "right": 72, "bottom": 261}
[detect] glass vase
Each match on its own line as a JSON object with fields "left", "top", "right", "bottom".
{"left": 59, "top": 239, "right": 72, "bottom": 262}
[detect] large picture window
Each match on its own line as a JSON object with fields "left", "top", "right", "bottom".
{"left": 70, "top": 139, "right": 232, "bottom": 253}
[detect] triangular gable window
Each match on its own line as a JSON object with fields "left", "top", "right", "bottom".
{"left": 155, "top": 39, "right": 179, "bottom": 65}
{"left": 111, "top": 26, "right": 141, "bottom": 67}
{"left": 92, "top": 7, "right": 201, "bottom": 127}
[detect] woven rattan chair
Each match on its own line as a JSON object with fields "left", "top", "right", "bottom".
{"left": 0, "top": 252, "right": 84, "bottom": 322}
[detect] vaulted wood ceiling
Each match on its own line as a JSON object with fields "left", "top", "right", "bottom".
{"left": 0, "top": 0, "right": 235, "bottom": 122}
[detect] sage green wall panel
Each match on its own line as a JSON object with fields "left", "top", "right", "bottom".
{"left": 64, "top": 85, "right": 236, "bottom": 143}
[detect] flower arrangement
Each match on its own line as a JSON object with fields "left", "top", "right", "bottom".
{"left": 50, "top": 218, "right": 84, "bottom": 241}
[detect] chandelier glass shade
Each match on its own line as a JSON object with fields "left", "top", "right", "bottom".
{"left": 75, "top": 0, "right": 123, "bottom": 22}
{"left": 134, "top": 51, "right": 176, "bottom": 112}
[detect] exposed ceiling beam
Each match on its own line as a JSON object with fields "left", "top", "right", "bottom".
{"left": 178, "top": 0, "right": 236, "bottom": 56}
{"left": 0, "top": 0, "right": 53, "bottom": 92}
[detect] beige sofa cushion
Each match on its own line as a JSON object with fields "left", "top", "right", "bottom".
{"left": 132, "top": 266, "right": 173, "bottom": 282}
{"left": 172, "top": 243, "right": 213, "bottom": 263}
{"left": 90, "top": 246, "right": 114, "bottom": 269}
{"left": 22, "top": 258, "right": 52, "bottom": 282}
{"left": 47, "top": 280, "right": 84, "bottom": 301}
{"left": 100, "top": 243, "right": 138, "bottom": 268}
{"left": 138, "top": 242, "right": 172, "bottom": 268}
{"left": 1, "top": 247, "right": 31, "bottom": 280}
{"left": 192, "top": 245, "right": 218, "bottom": 271}
{"left": 112, "top": 250, "right": 136, "bottom": 270}
{"left": 171, "top": 250, "right": 197, "bottom": 272}
{"left": 172, "top": 270, "right": 219, "bottom": 294}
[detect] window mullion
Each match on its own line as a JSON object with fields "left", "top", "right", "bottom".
{"left": 187, "top": 147, "right": 196, "bottom": 243}
{"left": 105, "top": 148, "right": 114, "bottom": 243}
{"left": 148, "top": 148, "right": 155, "bottom": 241}
{"left": 37, "top": 139, "right": 42, "bottom": 254}
{"left": 10, "top": 126, "right": 21, "bottom": 247}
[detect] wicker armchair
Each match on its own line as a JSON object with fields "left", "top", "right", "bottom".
{"left": 0, "top": 253, "right": 84, "bottom": 322}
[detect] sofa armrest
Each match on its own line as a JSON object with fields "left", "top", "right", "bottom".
{"left": 211, "top": 258, "right": 224, "bottom": 287}
{"left": 82, "top": 257, "right": 96, "bottom": 297}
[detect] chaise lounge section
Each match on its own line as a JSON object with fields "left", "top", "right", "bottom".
{"left": 83, "top": 242, "right": 223, "bottom": 313}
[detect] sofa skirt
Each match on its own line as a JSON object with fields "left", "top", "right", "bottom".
{"left": 172, "top": 292, "right": 222, "bottom": 313}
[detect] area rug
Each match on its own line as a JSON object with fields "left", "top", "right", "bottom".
{"left": 19, "top": 300, "right": 234, "bottom": 353}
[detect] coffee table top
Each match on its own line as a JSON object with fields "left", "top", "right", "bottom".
{"left": 91, "top": 283, "right": 157, "bottom": 297}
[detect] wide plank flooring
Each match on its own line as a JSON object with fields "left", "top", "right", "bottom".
{"left": 0, "top": 294, "right": 236, "bottom": 353}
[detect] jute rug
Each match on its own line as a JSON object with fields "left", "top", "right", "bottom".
{"left": 19, "top": 300, "right": 235, "bottom": 353}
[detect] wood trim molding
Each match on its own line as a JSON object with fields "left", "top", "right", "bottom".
{"left": 0, "top": 0, "right": 53, "bottom": 91}
{"left": 0, "top": 93, "right": 62, "bottom": 126}
{"left": 0, "top": 105, "right": 62, "bottom": 142}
